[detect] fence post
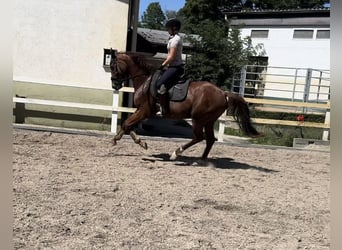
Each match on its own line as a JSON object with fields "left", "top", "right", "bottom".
{"left": 239, "top": 65, "right": 247, "bottom": 96}
{"left": 292, "top": 68, "right": 298, "bottom": 101}
{"left": 302, "top": 68, "right": 312, "bottom": 114}
{"left": 111, "top": 90, "right": 119, "bottom": 134}
{"left": 322, "top": 102, "right": 330, "bottom": 141}
{"left": 218, "top": 119, "right": 225, "bottom": 142}
{"left": 304, "top": 69, "right": 312, "bottom": 100}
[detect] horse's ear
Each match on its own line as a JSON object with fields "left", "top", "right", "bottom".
{"left": 110, "top": 48, "right": 117, "bottom": 59}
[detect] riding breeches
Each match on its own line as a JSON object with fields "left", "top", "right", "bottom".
{"left": 156, "top": 66, "right": 184, "bottom": 91}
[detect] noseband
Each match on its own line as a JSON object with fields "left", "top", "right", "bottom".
{"left": 110, "top": 50, "right": 128, "bottom": 85}
{"left": 109, "top": 50, "right": 150, "bottom": 90}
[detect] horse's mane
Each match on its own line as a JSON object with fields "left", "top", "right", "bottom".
{"left": 122, "top": 52, "right": 154, "bottom": 75}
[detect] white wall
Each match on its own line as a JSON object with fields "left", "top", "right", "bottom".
{"left": 241, "top": 27, "right": 330, "bottom": 99}
{"left": 241, "top": 27, "right": 330, "bottom": 70}
{"left": 13, "top": 0, "right": 129, "bottom": 88}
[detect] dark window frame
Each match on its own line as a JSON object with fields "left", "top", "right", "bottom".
{"left": 293, "top": 29, "right": 314, "bottom": 39}
{"left": 316, "top": 29, "right": 330, "bottom": 39}
{"left": 251, "top": 30, "right": 269, "bottom": 39}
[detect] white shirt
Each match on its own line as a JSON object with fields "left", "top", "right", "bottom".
{"left": 167, "top": 33, "right": 183, "bottom": 67}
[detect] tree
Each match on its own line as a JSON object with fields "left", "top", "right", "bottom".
{"left": 140, "top": 2, "right": 166, "bottom": 29}
{"left": 164, "top": 10, "right": 178, "bottom": 20}
{"left": 178, "top": 0, "right": 257, "bottom": 88}
{"left": 179, "top": 0, "right": 232, "bottom": 33}
{"left": 184, "top": 20, "right": 256, "bottom": 88}
{"left": 178, "top": 0, "right": 329, "bottom": 87}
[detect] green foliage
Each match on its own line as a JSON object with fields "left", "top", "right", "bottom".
{"left": 140, "top": 2, "right": 166, "bottom": 29}
{"left": 178, "top": 0, "right": 257, "bottom": 88}
{"left": 185, "top": 22, "right": 256, "bottom": 87}
{"left": 165, "top": 10, "right": 178, "bottom": 20}
{"left": 178, "top": 0, "right": 227, "bottom": 33}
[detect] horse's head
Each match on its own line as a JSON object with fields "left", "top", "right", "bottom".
{"left": 110, "top": 50, "right": 152, "bottom": 90}
{"left": 109, "top": 49, "right": 129, "bottom": 90}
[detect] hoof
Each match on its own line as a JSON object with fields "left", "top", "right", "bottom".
{"left": 141, "top": 142, "right": 148, "bottom": 150}
{"left": 170, "top": 147, "right": 183, "bottom": 161}
{"left": 112, "top": 139, "right": 117, "bottom": 146}
{"left": 170, "top": 151, "right": 178, "bottom": 161}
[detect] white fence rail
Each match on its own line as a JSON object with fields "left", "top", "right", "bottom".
{"left": 13, "top": 81, "right": 136, "bottom": 134}
{"left": 13, "top": 82, "right": 330, "bottom": 142}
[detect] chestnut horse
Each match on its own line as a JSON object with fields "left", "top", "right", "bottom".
{"left": 110, "top": 50, "right": 259, "bottom": 160}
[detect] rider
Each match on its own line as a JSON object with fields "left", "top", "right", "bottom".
{"left": 156, "top": 18, "right": 185, "bottom": 115}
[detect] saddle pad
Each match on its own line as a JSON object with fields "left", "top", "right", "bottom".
{"left": 149, "top": 71, "right": 191, "bottom": 102}
{"left": 169, "top": 79, "right": 191, "bottom": 102}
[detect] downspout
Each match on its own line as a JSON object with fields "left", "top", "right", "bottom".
{"left": 130, "top": 0, "right": 140, "bottom": 52}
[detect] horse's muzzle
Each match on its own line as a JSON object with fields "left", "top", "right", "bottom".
{"left": 111, "top": 78, "right": 123, "bottom": 90}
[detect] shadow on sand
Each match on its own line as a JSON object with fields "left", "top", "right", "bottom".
{"left": 145, "top": 153, "right": 278, "bottom": 173}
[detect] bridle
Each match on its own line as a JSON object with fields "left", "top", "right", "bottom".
{"left": 109, "top": 49, "right": 128, "bottom": 90}
{"left": 109, "top": 49, "right": 150, "bottom": 90}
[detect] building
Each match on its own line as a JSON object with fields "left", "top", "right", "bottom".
{"left": 221, "top": 8, "right": 330, "bottom": 101}
{"left": 13, "top": 0, "right": 139, "bottom": 130}
{"left": 129, "top": 27, "right": 197, "bottom": 66}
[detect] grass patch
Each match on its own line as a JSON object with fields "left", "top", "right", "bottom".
{"left": 217, "top": 109, "right": 326, "bottom": 147}
{"left": 250, "top": 125, "right": 323, "bottom": 147}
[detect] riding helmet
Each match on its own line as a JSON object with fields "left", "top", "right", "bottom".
{"left": 165, "top": 18, "right": 181, "bottom": 31}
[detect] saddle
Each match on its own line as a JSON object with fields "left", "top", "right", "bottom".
{"left": 149, "top": 70, "right": 191, "bottom": 102}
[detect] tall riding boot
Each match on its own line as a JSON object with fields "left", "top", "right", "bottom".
{"left": 159, "top": 93, "right": 169, "bottom": 116}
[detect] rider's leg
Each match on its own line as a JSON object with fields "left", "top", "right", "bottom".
{"left": 156, "top": 67, "right": 179, "bottom": 115}
{"left": 159, "top": 92, "right": 169, "bottom": 115}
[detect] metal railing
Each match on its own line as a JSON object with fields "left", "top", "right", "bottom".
{"left": 231, "top": 65, "right": 330, "bottom": 104}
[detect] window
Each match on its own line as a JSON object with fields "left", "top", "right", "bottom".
{"left": 251, "top": 30, "right": 269, "bottom": 38}
{"left": 293, "top": 30, "right": 314, "bottom": 39}
{"left": 316, "top": 30, "right": 330, "bottom": 39}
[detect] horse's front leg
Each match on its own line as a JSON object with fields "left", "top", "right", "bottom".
{"left": 112, "top": 128, "right": 125, "bottom": 146}
{"left": 112, "top": 109, "right": 149, "bottom": 149}
{"left": 129, "top": 131, "right": 147, "bottom": 149}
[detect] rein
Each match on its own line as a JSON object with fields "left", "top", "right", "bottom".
{"left": 111, "top": 73, "right": 147, "bottom": 84}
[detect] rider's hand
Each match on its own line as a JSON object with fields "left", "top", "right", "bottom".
{"left": 158, "top": 65, "right": 165, "bottom": 70}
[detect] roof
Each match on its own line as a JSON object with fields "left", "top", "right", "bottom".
{"left": 221, "top": 7, "right": 330, "bottom": 19}
{"left": 137, "top": 28, "right": 199, "bottom": 48}
{"left": 221, "top": 8, "right": 330, "bottom": 27}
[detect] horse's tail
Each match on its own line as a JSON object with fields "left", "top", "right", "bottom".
{"left": 224, "top": 91, "right": 260, "bottom": 137}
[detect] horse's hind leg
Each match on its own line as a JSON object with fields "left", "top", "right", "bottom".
{"left": 112, "top": 128, "right": 125, "bottom": 145}
{"left": 129, "top": 131, "right": 148, "bottom": 149}
{"left": 170, "top": 121, "right": 204, "bottom": 160}
{"left": 201, "top": 122, "right": 216, "bottom": 160}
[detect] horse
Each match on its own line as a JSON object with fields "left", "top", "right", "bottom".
{"left": 109, "top": 50, "right": 260, "bottom": 160}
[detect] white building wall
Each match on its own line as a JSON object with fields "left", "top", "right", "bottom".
{"left": 241, "top": 27, "right": 330, "bottom": 69}
{"left": 241, "top": 27, "right": 330, "bottom": 99}
{"left": 13, "top": 0, "right": 129, "bottom": 89}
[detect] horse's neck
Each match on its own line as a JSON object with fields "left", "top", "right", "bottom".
{"left": 129, "top": 67, "right": 150, "bottom": 91}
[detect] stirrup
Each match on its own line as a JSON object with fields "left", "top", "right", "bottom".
{"left": 155, "top": 103, "right": 162, "bottom": 117}
{"left": 155, "top": 105, "right": 168, "bottom": 117}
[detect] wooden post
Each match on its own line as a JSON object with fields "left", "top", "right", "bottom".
{"left": 111, "top": 91, "right": 119, "bottom": 134}
{"left": 130, "top": 0, "right": 139, "bottom": 52}
{"left": 239, "top": 65, "right": 247, "bottom": 96}
{"left": 218, "top": 119, "right": 225, "bottom": 142}
{"left": 322, "top": 104, "right": 330, "bottom": 141}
